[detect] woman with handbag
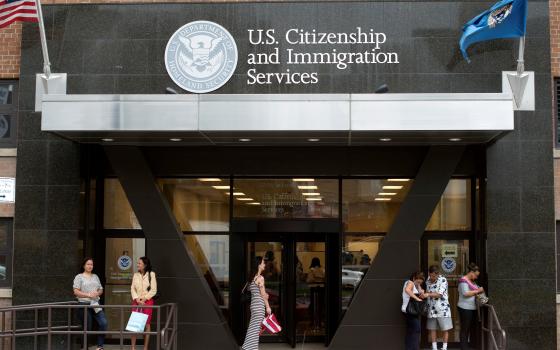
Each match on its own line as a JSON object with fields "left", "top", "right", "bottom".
{"left": 73, "top": 257, "right": 108, "bottom": 350}
{"left": 242, "top": 256, "right": 272, "bottom": 350}
{"left": 130, "top": 256, "right": 158, "bottom": 350}
{"left": 401, "top": 271, "right": 426, "bottom": 350}
{"left": 458, "top": 263, "right": 485, "bottom": 350}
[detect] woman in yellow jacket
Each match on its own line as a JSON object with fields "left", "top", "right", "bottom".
{"left": 130, "top": 256, "right": 157, "bottom": 350}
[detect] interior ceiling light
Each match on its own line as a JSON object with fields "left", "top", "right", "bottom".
{"left": 306, "top": 198, "right": 322, "bottom": 201}
{"left": 293, "top": 178, "right": 315, "bottom": 182}
{"left": 387, "top": 179, "right": 410, "bottom": 182}
{"left": 237, "top": 198, "right": 254, "bottom": 201}
{"left": 302, "top": 192, "right": 321, "bottom": 196}
{"left": 247, "top": 202, "right": 261, "bottom": 205}
{"left": 232, "top": 192, "right": 245, "bottom": 196}
{"left": 298, "top": 185, "right": 318, "bottom": 190}
{"left": 449, "top": 138, "right": 462, "bottom": 142}
{"left": 169, "top": 138, "right": 182, "bottom": 142}
{"left": 383, "top": 185, "right": 403, "bottom": 190}
{"left": 379, "top": 138, "right": 392, "bottom": 142}
{"left": 101, "top": 138, "right": 114, "bottom": 142}
{"left": 375, "top": 197, "right": 391, "bottom": 201}
{"left": 239, "top": 138, "right": 251, "bottom": 142}
{"left": 199, "top": 178, "right": 222, "bottom": 182}
{"left": 378, "top": 192, "right": 397, "bottom": 196}
{"left": 212, "top": 185, "right": 230, "bottom": 190}
{"left": 308, "top": 138, "right": 320, "bottom": 142}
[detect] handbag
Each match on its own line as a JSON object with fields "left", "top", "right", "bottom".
{"left": 476, "top": 292, "right": 489, "bottom": 305}
{"left": 240, "top": 281, "right": 251, "bottom": 303}
{"left": 125, "top": 309, "right": 149, "bottom": 332}
{"left": 406, "top": 298, "right": 425, "bottom": 316}
{"left": 260, "top": 314, "right": 282, "bottom": 335}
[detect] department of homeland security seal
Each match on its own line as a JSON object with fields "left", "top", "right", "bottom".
{"left": 165, "top": 20, "right": 238, "bottom": 93}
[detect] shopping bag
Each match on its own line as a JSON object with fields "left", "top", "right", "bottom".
{"left": 260, "top": 314, "right": 282, "bottom": 335}
{"left": 125, "top": 311, "right": 149, "bottom": 332}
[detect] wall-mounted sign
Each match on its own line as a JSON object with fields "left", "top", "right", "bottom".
{"left": 0, "top": 177, "right": 15, "bottom": 203}
{"left": 165, "top": 20, "right": 239, "bottom": 94}
{"left": 441, "top": 257, "right": 457, "bottom": 274}
{"left": 441, "top": 244, "right": 458, "bottom": 258}
{"left": 117, "top": 253, "right": 132, "bottom": 271}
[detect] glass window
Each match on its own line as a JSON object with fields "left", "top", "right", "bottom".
{"left": 158, "top": 178, "right": 230, "bottom": 231}
{"left": 104, "top": 237, "right": 145, "bottom": 334}
{"left": 0, "top": 84, "right": 14, "bottom": 105}
{"left": 0, "top": 219, "right": 13, "bottom": 287}
{"left": 342, "top": 179, "right": 413, "bottom": 232}
{"left": 341, "top": 234, "right": 383, "bottom": 310}
{"left": 185, "top": 235, "right": 229, "bottom": 318}
{"left": 426, "top": 179, "right": 472, "bottom": 231}
{"left": 0, "top": 115, "right": 10, "bottom": 139}
{"left": 233, "top": 178, "right": 338, "bottom": 218}
{"left": 103, "top": 179, "right": 141, "bottom": 229}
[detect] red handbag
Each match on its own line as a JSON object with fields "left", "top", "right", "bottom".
{"left": 260, "top": 314, "right": 282, "bottom": 334}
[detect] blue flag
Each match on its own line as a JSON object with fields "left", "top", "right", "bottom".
{"left": 459, "top": 0, "right": 528, "bottom": 62}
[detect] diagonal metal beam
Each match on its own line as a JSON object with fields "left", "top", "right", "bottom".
{"left": 104, "top": 145, "right": 238, "bottom": 349}
{"left": 329, "top": 146, "right": 465, "bottom": 349}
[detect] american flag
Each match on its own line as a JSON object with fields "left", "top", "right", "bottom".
{"left": 0, "top": 0, "right": 38, "bottom": 29}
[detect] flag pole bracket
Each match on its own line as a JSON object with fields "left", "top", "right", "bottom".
{"left": 35, "top": 73, "right": 67, "bottom": 112}
{"left": 502, "top": 70, "right": 534, "bottom": 111}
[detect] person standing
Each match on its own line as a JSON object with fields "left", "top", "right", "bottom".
{"left": 130, "top": 257, "right": 158, "bottom": 350}
{"left": 401, "top": 271, "right": 426, "bottom": 350}
{"left": 458, "top": 263, "right": 485, "bottom": 350}
{"left": 73, "top": 258, "right": 107, "bottom": 350}
{"left": 242, "top": 256, "right": 272, "bottom": 350}
{"left": 425, "top": 265, "right": 453, "bottom": 350}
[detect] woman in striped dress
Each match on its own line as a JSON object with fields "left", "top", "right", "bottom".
{"left": 242, "top": 256, "right": 272, "bottom": 350}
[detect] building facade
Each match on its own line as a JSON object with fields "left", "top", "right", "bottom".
{"left": 0, "top": 0, "right": 558, "bottom": 349}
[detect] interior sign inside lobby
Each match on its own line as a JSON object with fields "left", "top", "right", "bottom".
{"left": 165, "top": 21, "right": 399, "bottom": 93}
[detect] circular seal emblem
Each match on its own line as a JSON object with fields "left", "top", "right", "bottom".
{"left": 165, "top": 20, "right": 238, "bottom": 93}
{"left": 441, "top": 257, "right": 457, "bottom": 274}
{"left": 117, "top": 255, "right": 132, "bottom": 271}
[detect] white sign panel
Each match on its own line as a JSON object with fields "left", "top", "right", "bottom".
{"left": 440, "top": 244, "right": 458, "bottom": 258}
{"left": 0, "top": 178, "right": 15, "bottom": 203}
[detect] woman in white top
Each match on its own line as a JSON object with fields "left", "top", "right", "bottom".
{"left": 402, "top": 271, "right": 426, "bottom": 350}
{"left": 130, "top": 256, "right": 158, "bottom": 350}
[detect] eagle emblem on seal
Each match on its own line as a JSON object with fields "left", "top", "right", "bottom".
{"left": 178, "top": 35, "right": 225, "bottom": 78}
{"left": 487, "top": 3, "right": 513, "bottom": 28}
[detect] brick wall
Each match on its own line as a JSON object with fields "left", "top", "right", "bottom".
{"left": 0, "top": 23, "right": 21, "bottom": 79}
{"left": 552, "top": 0, "right": 560, "bottom": 76}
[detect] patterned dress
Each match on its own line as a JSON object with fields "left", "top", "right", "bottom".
{"left": 242, "top": 280, "right": 265, "bottom": 350}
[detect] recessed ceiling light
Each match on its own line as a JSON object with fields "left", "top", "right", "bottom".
{"left": 237, "top": 198, "right": 254, "bottom": 201}
{"left": 383, "top": 185, "right": 403, "bottom": 190}
{"left": 308, "top": 138, "right": 320, "bottom": 142}
{"left": 449, "top": 138, "right": 462, "bottom": 142}
{"left": 380, "top": 138, "right": 392, "bottom": 142}
{"left": 387, "top": 179, "right": 410, "bottom": 182}
{"left": 298, "top": 185, "right": 318, "bottom": 190}
{"left": 170, "top": 138, "right": 182, "bottom": 142}
{"left": 293, "top": 178, "right": 315, "bottom": 182}
{"left": 199, "top": 178, "right": 222, "bottom": 182}
{"left": 247, "top": 202, "right": 261, "bottom": 205}
{"left": 375, "top": 198, "right": 391, "bottom": 201}
{"left": 302, "top": 192, "right": 321, "bottom": 196}
{"left": 378, "top": 192, "right": 397, "bottom": 196}
{"left": 239, "top": 138, "right": 251, "bottom": 142}
{"left": 212, "top": 185, "right": 230, "bottom": 190}
{"left": 232, "top": 192, "right": 245, "bottom": 196}
{"left": 306, "top": 198, "right": 323, "bottom": 201}
{"left": 101, "top": 138, "right": 114, "bottom": 142}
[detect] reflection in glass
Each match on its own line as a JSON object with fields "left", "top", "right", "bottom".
{"left": 234, "top": 179, "right": 338, "bottom": 219}
{"left": 0, "top": 256, "right": 6, "bottom": 281}
{"left": 343, "top": 179, "right": 413, "bottom": 232}
{"left": 185, "top": 235, "right": 230, "bottom": 319}
{"left": 341, "top": 235, "right": 383, "bottom": 311}
{"left": 158, "top": 178, "right": 230, "bottom": 231}
{"left": 426, "top": 239, "right": 470, "bottom": 343}
{"left": 103, "top": 179, "right": 141, "bottom": 229}
{"left": 427, "top": 179, "right": 471, "bottom": 231}
{"left": 0, "top": 221, "right": 7, "bottom": 250}
{"left": 296, "top": 242, "right": 326, "bottom": 336}
{"left": 247, "top": 242, "right": 283, "bottom": 338}
{"left": 0, "top": 84, "right": 13, "bottom": 105}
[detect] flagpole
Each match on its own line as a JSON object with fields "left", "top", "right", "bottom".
{"left": 516, "top": 36, "right": 525, "bottom": 76}
{"left": 35, "top": 0, "right": 51, "bottom": 78}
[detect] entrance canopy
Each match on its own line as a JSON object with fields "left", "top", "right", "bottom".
{"left": 41, "top": 93, "right": 513, "bottom": 145}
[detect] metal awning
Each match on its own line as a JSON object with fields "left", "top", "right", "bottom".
{"left": 41, "top": 93, "right": 514, "bottom": 145}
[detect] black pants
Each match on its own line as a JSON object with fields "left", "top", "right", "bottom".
{"left": 458, "top": 307, "right": 477, "bottom": 350}
{"left": 404, "top": 313, "right": 421, "bottom": 350}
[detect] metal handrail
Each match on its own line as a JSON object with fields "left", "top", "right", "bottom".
{"left": 0, "top": 301, "right": 178, "bottom": 350}
{"left": 479, "top": 303, "right": 507, "bottom": 350}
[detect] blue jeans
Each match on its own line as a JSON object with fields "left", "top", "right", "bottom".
{"left": 405, "top": 313, "right": 421, "bottom": 350}
{"left": 77, "top": 303, "right": 108, "bottom": 347}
